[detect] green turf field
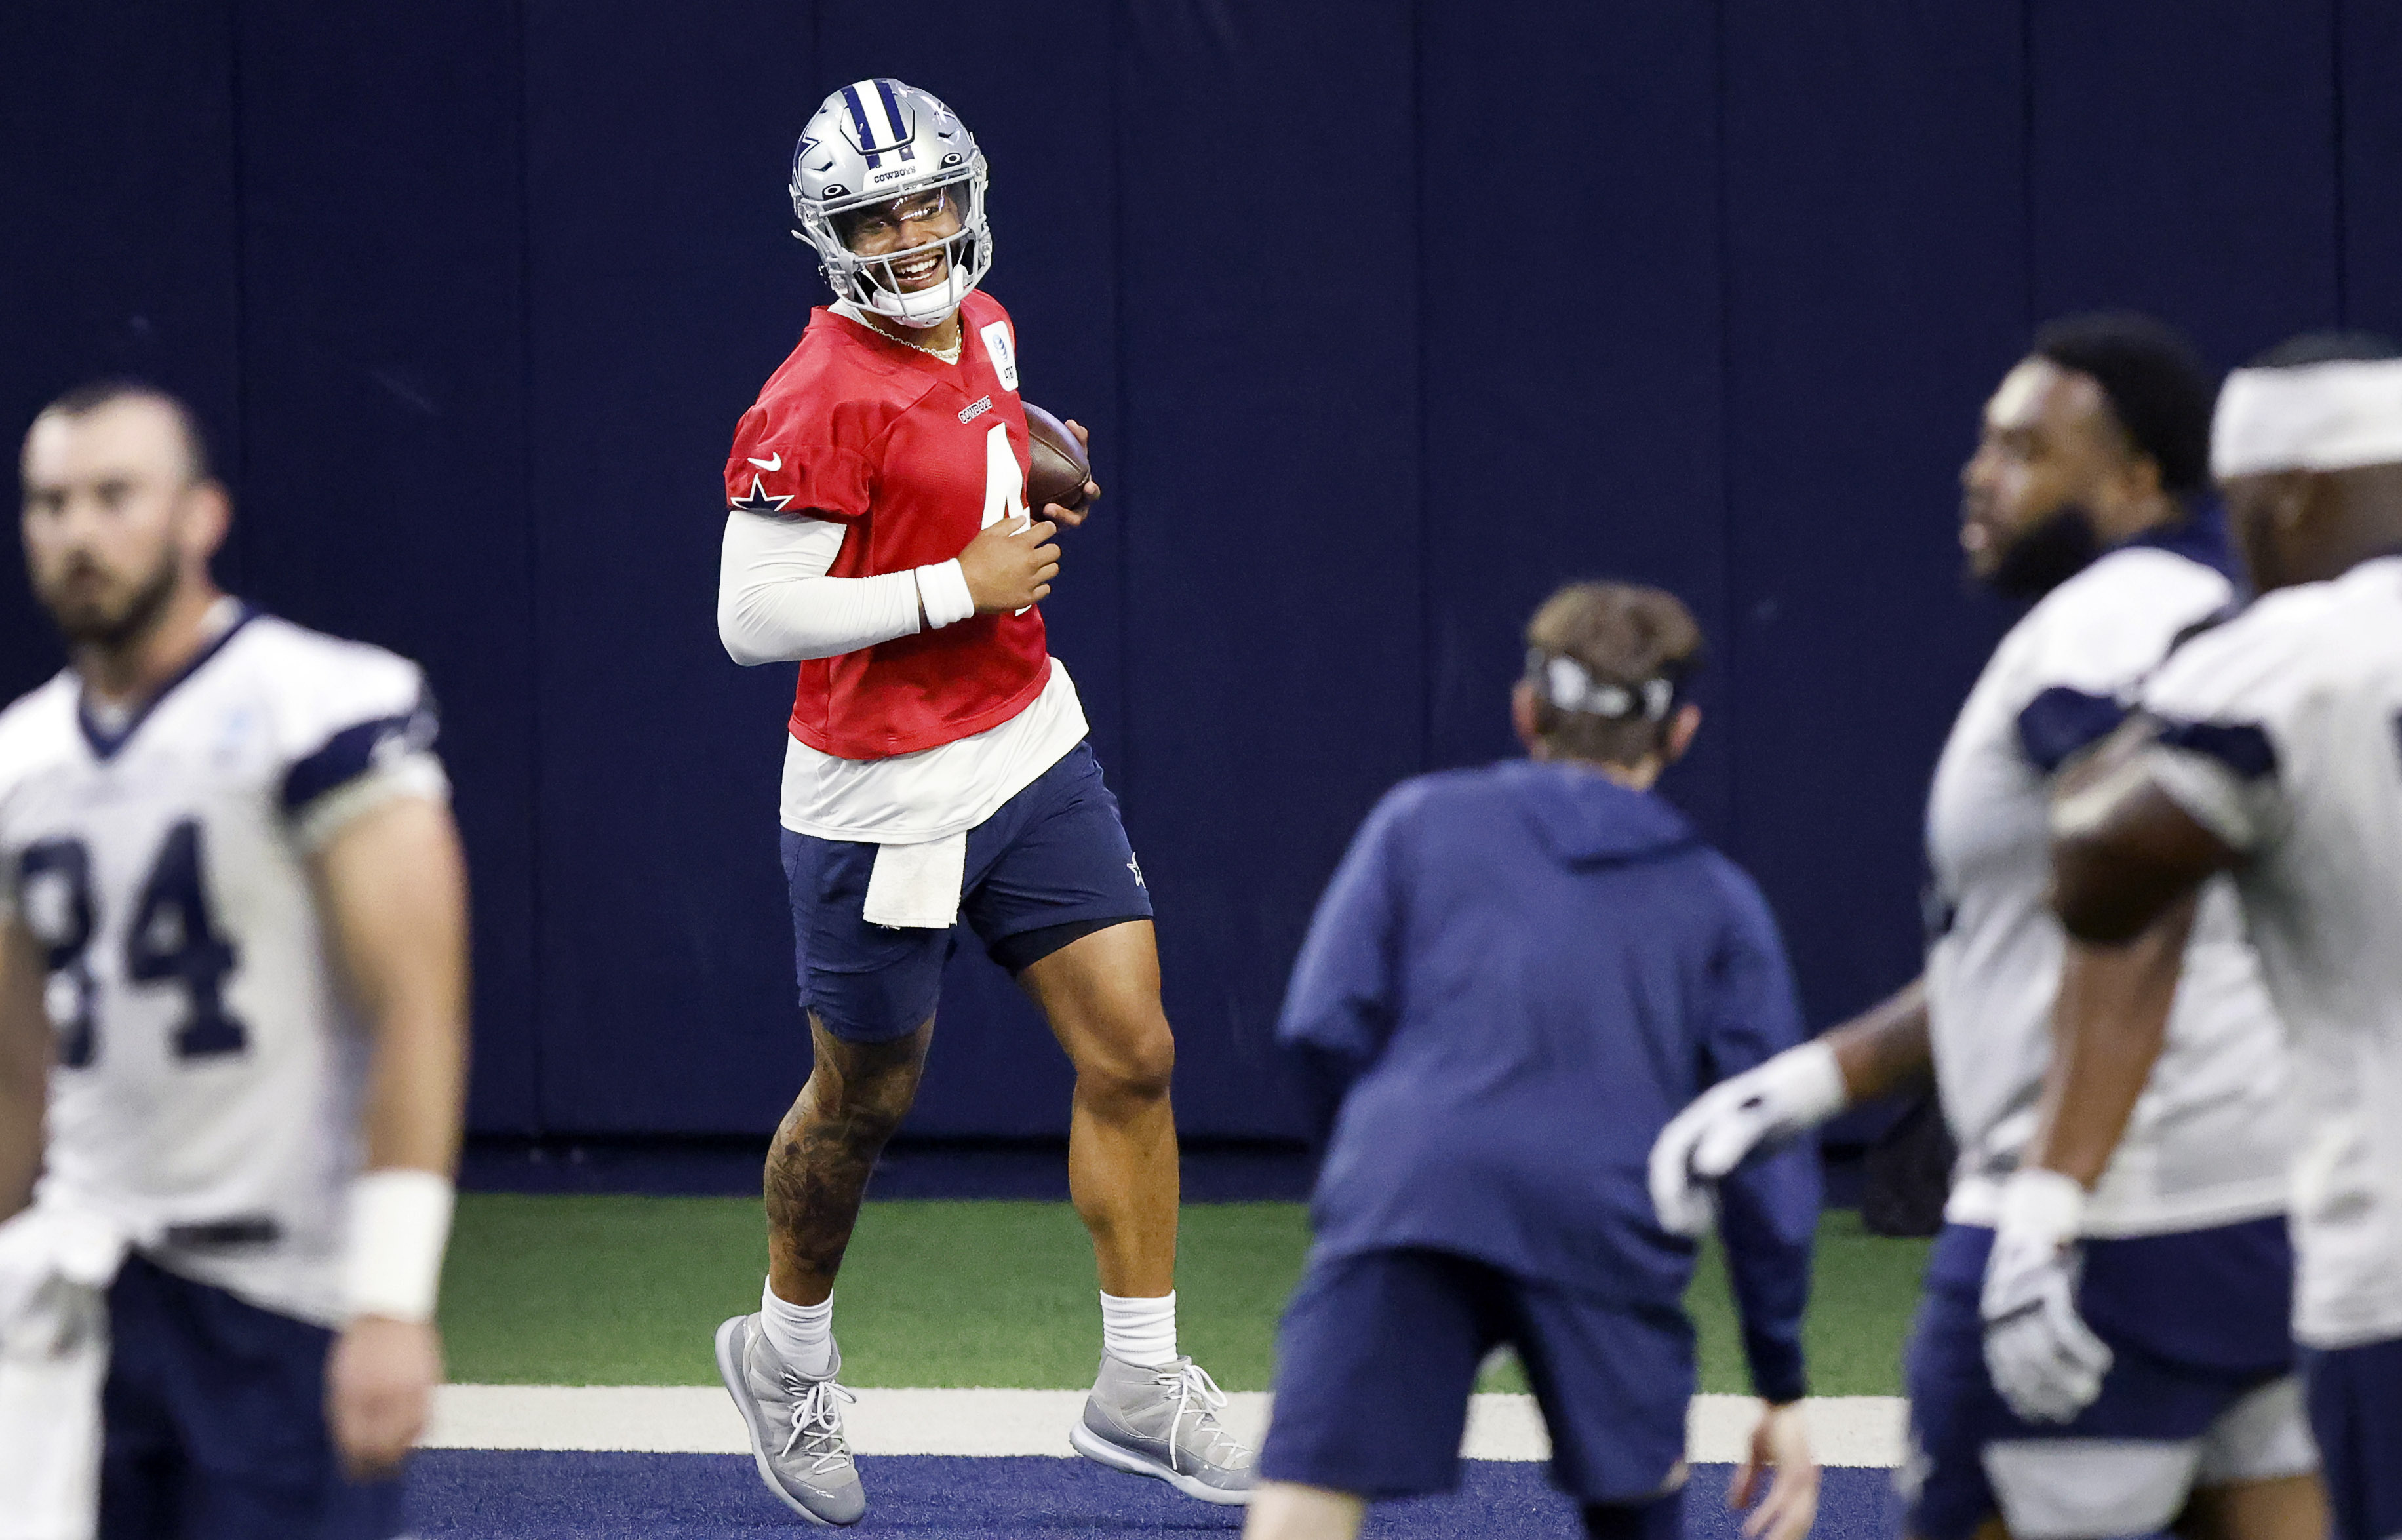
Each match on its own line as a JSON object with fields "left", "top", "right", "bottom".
{"left": 441, "top": 1195, "right": 1929, "bottom": 1396}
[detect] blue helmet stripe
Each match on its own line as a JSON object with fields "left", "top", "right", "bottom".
{"left": 876, "top": 79, "right": 916, "bottom": 163}
{"left": 842, "top": 84, "right": 884, "bottom": 170}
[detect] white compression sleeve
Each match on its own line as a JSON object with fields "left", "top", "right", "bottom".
{"left": 717, "top": 510, "right": 931, "bottom": 664}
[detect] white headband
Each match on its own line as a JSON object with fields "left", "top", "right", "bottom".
{"left": 2213, "top": 358, "right": 2402, "bottom": 479}
{"left": 1535, "top": 654, "right": 1675, "bottom": 722}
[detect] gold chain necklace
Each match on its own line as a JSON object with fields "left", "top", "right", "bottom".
{"left": 897, "top": 329, "right": 962, "bottom": 364}
{"left": 856, "top": 307, "right": 962, "bottom": 364}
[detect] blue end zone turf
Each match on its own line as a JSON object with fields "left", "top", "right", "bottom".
{"left": 411, "top": 1453, "right": 1898, "bottom": 1537}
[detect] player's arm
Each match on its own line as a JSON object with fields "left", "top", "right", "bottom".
{"left": 1700, "top": 882, "right": 1819, "bottom": 1405}
{"left": 310, "top": 791, "right": 470, "bottom": 1476}
{"left": 0, "top": 918, "right": 47, "bottom": 1223}
{"left": 1696, "top": 882, "right": 1821, "bottom": 1540}
{"left": 318, "top": 793, "right": 468, "bottom": 1183}
{"left": 1971, "top": 896, "right": 2195, "bottom": 1428}
{"left": 1821, "top": 977, "right": 1933, "bottom": 1103}
{"left": 715, "top": 508, "right": 1060, "bottom": 665}
{"left": 2022, "top": 896, "right": 2197, "bottom": 1189}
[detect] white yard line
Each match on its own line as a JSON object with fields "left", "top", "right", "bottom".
{"left": 423, "top": 1385, "right": 1904, "bottom": 1467}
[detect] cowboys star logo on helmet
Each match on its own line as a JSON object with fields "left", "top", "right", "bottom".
{"left": 789, "top": 78, "right": 992, "bottom": 330}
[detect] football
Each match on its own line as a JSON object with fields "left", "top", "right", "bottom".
{"left": 1023, "top": 402, "right": 1093, "bottom": 515}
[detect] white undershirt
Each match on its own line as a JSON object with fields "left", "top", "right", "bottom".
{"left": 715, "top": 509, "right": 1086, "bottom": 843}
{"left": 779, "top": 660, "right": 1087, "bottom": 843}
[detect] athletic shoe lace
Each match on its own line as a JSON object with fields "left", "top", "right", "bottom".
{"left": 1150, "top": 1359, "right": 1251, "bottom": 1474}
{"left": 777, "top": 1373, "right": 856, "bottom": 1474}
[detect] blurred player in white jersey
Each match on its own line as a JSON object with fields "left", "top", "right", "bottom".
{"left": 0, "top": 383, "right": 467, "bottom": 1539}
{"left": 1651, "top": 315, "right": 2323, "bottom": 1540}
{"left": 2050, "top": 331, "right": 2402, "bottom": 1540}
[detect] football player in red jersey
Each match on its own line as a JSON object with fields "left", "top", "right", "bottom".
{"left": 709, "top": 79, "right": 1254, "bottom": 1526}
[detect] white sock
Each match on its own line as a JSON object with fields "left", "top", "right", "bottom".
{"left": 760, "top": 1280, "right": 837, "bottom": 1378}
{"left": 1101, "top": 1290, "right": 1178, "bottom": 1368}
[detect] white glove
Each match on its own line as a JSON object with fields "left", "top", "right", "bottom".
{"left": 0, "top": 1204, "right": 130, "bottom": 1356}
{"left": 0, "top": 1205, "right": 119, "bottom": 1540}
{"left": 1980, "top": 1166, "right": 2112, "bottom": 1425}
{"left": 1649, "top": 1040, "right": 1847, "bottom": 1238}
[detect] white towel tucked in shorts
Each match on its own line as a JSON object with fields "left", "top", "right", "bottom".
{"left": 861, "top": 831, "right": 969, "bottom": 930}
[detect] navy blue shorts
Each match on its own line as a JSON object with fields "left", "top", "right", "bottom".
{"left": 1262, "top": 1246, "right": 1693, "bottom": 1506}
{"left": 781, "top": 741, "right": 1153, "bottom": 1043}
{"left": 100, "top": 1253, "right": 406, "bottom": 1540}
{"left": 1903, "top": 1219, "right": 2308, "bottom": 1540}
{"left": 2302, "top": 1335, "right": 2402, "bottom": 1540}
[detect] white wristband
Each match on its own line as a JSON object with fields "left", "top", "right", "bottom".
{"left": 1998, "top": 1165, "right": 2087, "bottom": 1247}
{"left": 1777, "top": 1038, "right": 1851, "bottom": 1125}
{"left": 342, "top": 1168, "right": 455, "bottom": 1323}
{"left": 914, "top": 559, "right": 975, "bottom": 629}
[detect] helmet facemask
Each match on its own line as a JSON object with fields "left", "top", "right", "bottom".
{"left": 797, "top": 165, "right": 992, "bottom": 330}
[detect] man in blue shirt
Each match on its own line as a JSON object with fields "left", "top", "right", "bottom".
{"left": 1244, "top": 583, "right": 1821, "bottom": 1540}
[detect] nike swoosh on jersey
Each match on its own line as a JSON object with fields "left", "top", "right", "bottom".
{"left": 748, "top": 452, "right": 783, "bottom": 471}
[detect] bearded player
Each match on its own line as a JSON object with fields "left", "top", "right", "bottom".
{"left": 1651, "top": 317, "right": 2322, "bottom": 1540}
{"left": 709, "top": 79, "right": 1254, "bottom": 1525}
{"left": 0, "top": 382, "right": 466, "bottom": 1537}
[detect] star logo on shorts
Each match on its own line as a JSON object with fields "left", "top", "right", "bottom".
{"left": 1127, "top": 854, "right": 1145, "bottom": 889}
{"left": 730, "top": 473, "right": 793, "bottom": 515}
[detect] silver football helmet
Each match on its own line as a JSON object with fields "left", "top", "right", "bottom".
{"left": 790, "top": 79, "right": 991, "bottom": 329}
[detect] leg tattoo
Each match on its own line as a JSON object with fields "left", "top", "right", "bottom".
{"left": 765, "top": 1015, "right": 931, "bottom": 1305}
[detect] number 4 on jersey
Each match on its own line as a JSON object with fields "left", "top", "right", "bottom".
{"left": 981, "top": 420, "right": 1028, "bottom": 530}
{"left": 126, "top": 820, "right": 246, "bottom": 1059}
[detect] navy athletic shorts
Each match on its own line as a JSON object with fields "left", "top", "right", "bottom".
{"left": 2302, "top": 1335, "right": 2402, "bottom": 1540}
{"left": 100, "top": 1253, "right": 406, "bottom": 1540}
{"left": 1903, "top": 1218, "right": 2309, "bottom": 1540}
{"left": 1261, "top": 1246, "right": 1693, "bottom": 1507}
{"left": 781, "top": 741, "right": 1153, "bottom": 1043}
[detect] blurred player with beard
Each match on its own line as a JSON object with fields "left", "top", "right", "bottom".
{"left": 1652, "top": 315, "right": 2324, "bottom": 1540}
{"left": 0, "top": 383, "right": 467, "bottom": 1539}
{"left": 710, "top": 79, "right": 1251, "bottom": 1525}
{"left": 2049, "top": 332, "right": 2402, "bottom": 1540}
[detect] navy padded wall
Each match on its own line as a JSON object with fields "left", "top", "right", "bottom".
{"left": 1112, "top": 0, "right": 1424, "bottom": 1136}
{"left": 1417, "top": 7, "right": 1731, "bottom": 846}
{"left": 2340, "top": 0, "right": 2402, "bottom": 338}
{"left": 2030, "top": 0, "right": 2341, "bottom": 365}
{"left": 227, "top": 0, "right": 540, "bottom": 1134}
{"left": 1720, "top": 1, "right": 2028, "bottom": 1029}
{"left": 0, "top": 1, "right": 243, "bottom": 701}
{"left": 523, "top": 2, "right": 819, "bottom": 1132}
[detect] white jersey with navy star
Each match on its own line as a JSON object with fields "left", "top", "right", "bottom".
{"left": 0, "top": 604, "right": 445, "bottom": 1327}
{"left": 2140, "top": 555, "right": 2402, "bottom": 1347}
{"left": 1925, "top": 538, "right": 2293, "bottom": 1236}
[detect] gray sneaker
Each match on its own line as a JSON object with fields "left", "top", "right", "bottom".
{"left": 1069, "top": 1353, "right": 1256, "bottom": 1505}
{"left": 713, "top": 1314, "right": 867, "bottom": 1526}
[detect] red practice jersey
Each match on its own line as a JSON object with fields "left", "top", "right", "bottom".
{"left": 725, "top": 289, "right": 1050, "bottom": 760}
